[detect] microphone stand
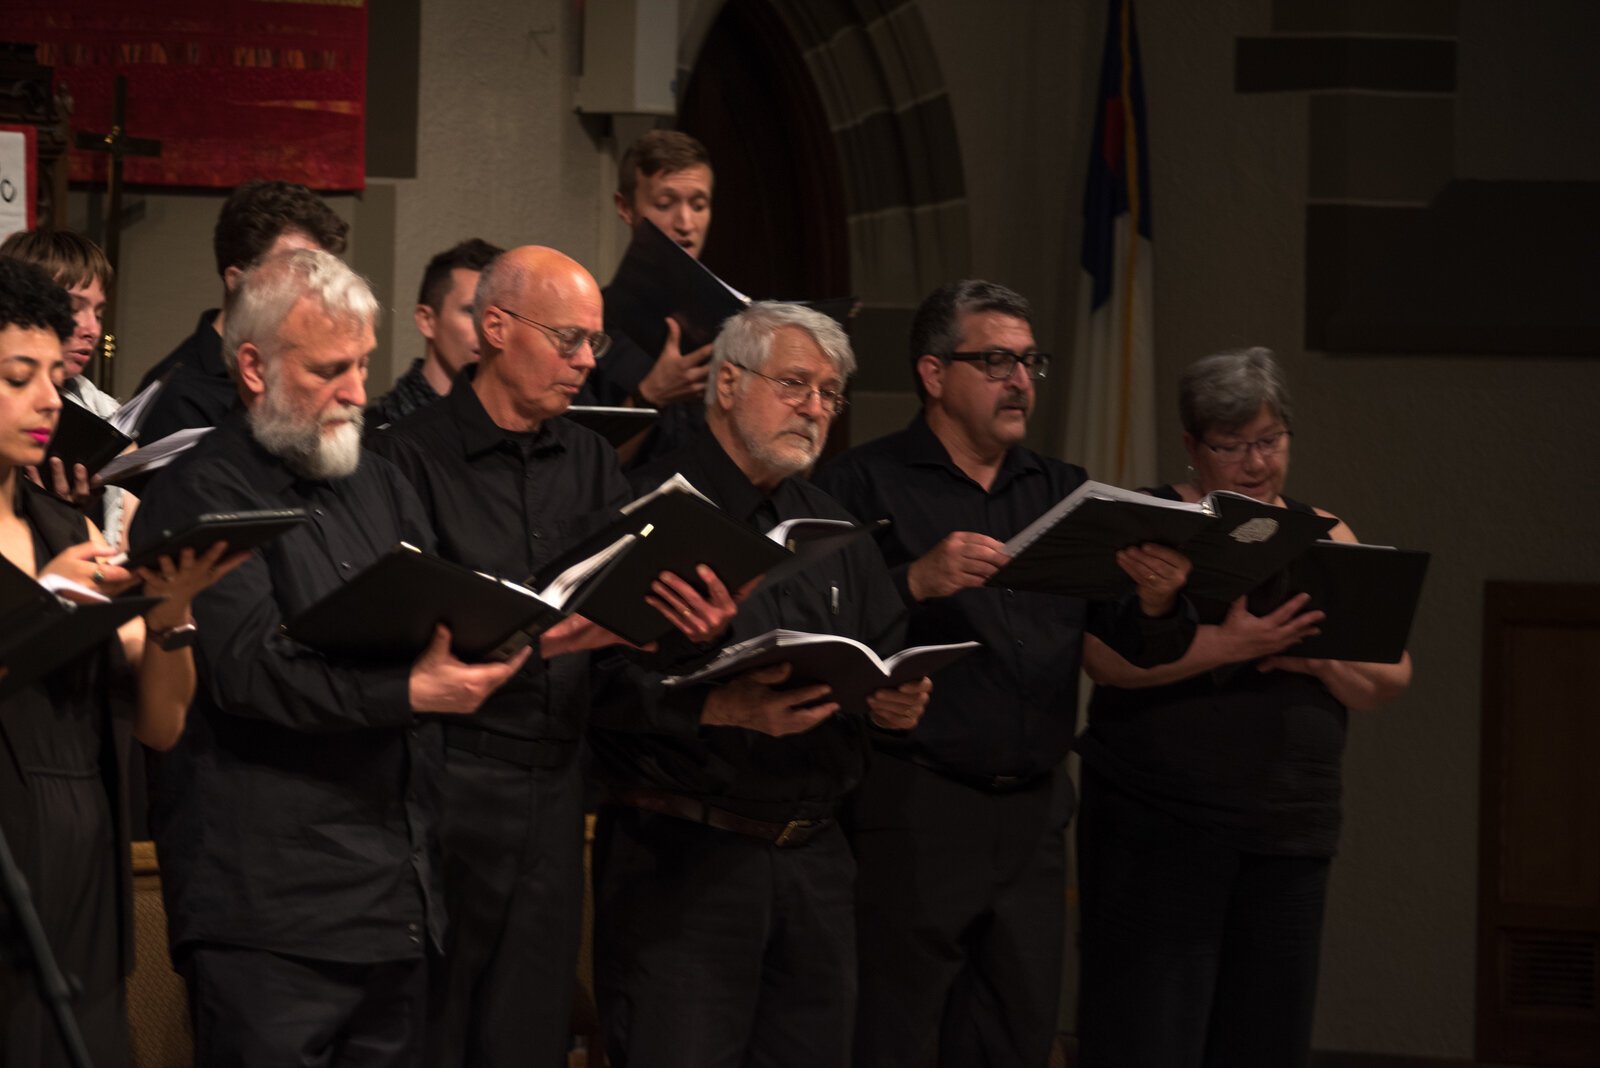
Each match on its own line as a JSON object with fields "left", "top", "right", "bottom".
{"left": 0, "top": 825, "right": 95, "bottom": 1068}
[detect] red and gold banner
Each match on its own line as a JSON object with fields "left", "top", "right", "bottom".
{"left": 1, "top": 0, "right": 366, "bottom": 190}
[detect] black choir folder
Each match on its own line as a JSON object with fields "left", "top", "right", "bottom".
{"left": 286, "top": 477, "right": 880, "bottom": 660}
{"left": 527, "top": 474, "right": 878, "bottom": 647}
{"left": 608, "top": 219, "right": 859, "bottom": 351}
{"left": 118, "top": 508, "right": 307, "bottom": 570}
{"left": 663, "top": 630, "right": 980, "bottom": 719}
{"left": 282, "top": 544, "right": 578, "bottom": 662}
{"left": 45, "top": 373, "right": 171, "bottom": 476}
{"left": 96, "top": 427, "right": 212, "bottom": 492}
{"left": 1269, "top": 540, "right": 1430, "bottom": 663}
{"left": 0, "top": 557, "right": 159, "bottom": 699}
{"left": 563, "top": 405, "right": 659, "bottom": 449}
{"left": 991, "top": 481, "right": 1336, "bottom": 601}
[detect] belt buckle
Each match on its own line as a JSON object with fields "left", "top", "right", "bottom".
{"left": 774, "top": 818, "right": 816, "bottom": 847}
{"left": 990, "top": 774, "right": 1022, "bottom": 790}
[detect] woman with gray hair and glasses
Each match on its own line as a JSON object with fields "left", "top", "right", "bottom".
{"left": 1072, "top": 347, "right": 1412, "bottom": 1067}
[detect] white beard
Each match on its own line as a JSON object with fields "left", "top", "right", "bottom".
{"left": 735, "top": 417, "right": 820, "bottom": 479}
{"left": 249, "top": 388, "right": 364, "bottom": 480}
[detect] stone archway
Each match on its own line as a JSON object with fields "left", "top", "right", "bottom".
{"left": 678, "top": 0, "right": 970, "bottom": 413}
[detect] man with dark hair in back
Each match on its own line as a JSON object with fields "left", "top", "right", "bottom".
{"left": 367, "top": 238, "right": 503, "bottom": 429}
{"left": 583, "top": 129, "right": 719, "bottom": 464}
{"left": 135, "top": 178, "right": 349, "bottom": 441}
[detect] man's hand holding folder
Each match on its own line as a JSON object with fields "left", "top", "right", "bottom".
{"left": 697, "top": 662, "right": 933, "bottom": 737}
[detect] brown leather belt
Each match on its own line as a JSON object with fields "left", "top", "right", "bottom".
{"left": 606, "top": 786, "right": 832, "bottom": 848}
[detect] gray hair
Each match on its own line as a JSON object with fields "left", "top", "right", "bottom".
{"left": 223, "top": 248, "right": 378, "bottom": 373}
{"left": 704, "top": 302, "right": 856, "bottom": 406}
{"left": 1178, "top": 346, "right": 1294, "bottom": 437}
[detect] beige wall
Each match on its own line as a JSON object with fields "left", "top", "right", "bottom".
{"left": 67, "top": 0, "right": 1597, "bottom": 1058}
{"left": 71, "top": 0, "right": 615, "bottom": 399}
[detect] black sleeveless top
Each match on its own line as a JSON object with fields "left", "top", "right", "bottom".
{"left": 0, "top": 481, "right": 135, "bottom": 1067}
{"left": 1076, "top": 487, "right": 1348, "bottom": 857}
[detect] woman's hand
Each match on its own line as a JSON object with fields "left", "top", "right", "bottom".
{"left": 40, "top": 541, "right": 137, "bottom": 598}
{"left": 1214, "top": 593, "right": 1324, "bottom": 662}
{"left": 26, "top": 458, "right": 94, "bottom": 508}
{"left": 135, "top": 541, "right": 251, "bottom": 632}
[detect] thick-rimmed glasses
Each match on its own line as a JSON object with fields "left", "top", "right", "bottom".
{"left": 730, "top": 362, "right": 848, "bottom": 415}
{"left": 946, "top": 349, "right": 1050, "bottom": 380}
{"left": 1200, "top": 430, "right": 1292, "bottom": 464}
{"left": 496, "top": 306, "right": 611, "bottom": 359}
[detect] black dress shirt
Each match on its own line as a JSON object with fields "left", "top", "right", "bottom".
{"left": 131, "top": 413, "right": 445, "bottom": 964}
{"left": 136, "top": 309, "right": 244, "bottom": 442}
{"left": 366, "top": 365, "right": 633, "bottom": 742}
{"left": 366, "top": 358, "right": 442, "bottom": 430}
{"left": 577, "top": 284, "right": 707, "bottom": 467}
{"left": 813, "top": 412, "right": 1194, "bottom": 782}
{"left": 588, "top": 429, "right": 908, "bottom": 822}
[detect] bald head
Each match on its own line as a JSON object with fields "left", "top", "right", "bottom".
{"left": 473, "top": 245, "right": 599, "bottom": 351}
{"left": 470, "top": 245, "right": 606, "bottom": 431}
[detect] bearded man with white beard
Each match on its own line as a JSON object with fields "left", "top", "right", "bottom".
{"left": 130, "top": 249, "right": 527, "bottom": 1067}
{"left": 586, "top": 302, "right": 933, "bottom": 1068}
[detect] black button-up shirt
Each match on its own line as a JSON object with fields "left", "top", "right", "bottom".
{"left": 136, "top": 309, "right": 244, "bottom": 442}
{"left": 131, "top": 413, "right": 444, "bottom": 963}
{"left": 589, "top": 429, "right": 908, "bottom": 822}
{"left": 366, "top": 366, "right": 633, "bottom": 741}
{"left": 814, "top": 412, "right": 1194, "bottom": 781}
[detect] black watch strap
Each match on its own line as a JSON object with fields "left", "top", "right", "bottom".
{"left": 150, "top": 621, "right": 199, "bottom": 651}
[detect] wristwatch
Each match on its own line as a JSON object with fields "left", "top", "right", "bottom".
{"left": 149, "top": 621, "right": 199, "bottom": 651}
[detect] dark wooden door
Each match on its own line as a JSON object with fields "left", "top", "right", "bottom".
{"left": 677, "top": 0, "right": 853, "bottom": 453}
{"left": 678, "top": 0, "right": 849, "bottom": 304}
{"left": 1478, "top": 582, "right": 1600, "bottom": 1065}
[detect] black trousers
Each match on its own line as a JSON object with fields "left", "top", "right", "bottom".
{"left": 593, "top": 806, "right": 857, "bottom": 1068}
{"left": 426, "top": 746, "right": 585, "bottom": 1068}
{"left": 1075, "top": 768, "right": 1332, "bottom": 1068}
{"left": 849, "top": 754, "right": 1070, "bottom": 1068}
{"left": 179, "top": 944, "right": 426, "bottom": 1067}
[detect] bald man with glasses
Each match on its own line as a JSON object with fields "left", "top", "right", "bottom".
{"left": 367, "top": 245, "right": 738, "bottom": 1067}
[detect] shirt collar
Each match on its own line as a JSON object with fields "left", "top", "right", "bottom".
{"left": 898, "top": 409, "right": 1045, "bottom": 492}
{"left": 214, "top": 411, "right": 301, "bottom": 495}
{"left": 678, "top": 427, "right": 773, "bottom": 524}
{"left": 445, "top": 364, "right": 567, "bottom": 461}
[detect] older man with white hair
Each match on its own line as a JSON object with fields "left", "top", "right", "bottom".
{"left": 588, "top": 301, "right": 932, "bottom": 1068}
{"left": 131, "top": 248, "right": 526, "bottom": 1067}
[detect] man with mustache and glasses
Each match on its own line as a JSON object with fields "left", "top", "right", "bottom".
{"left": 814, "top": 280, "right": 1195, "bottom": 1068}
{"left": 131, "top": 249, "right": 526, "bottom": 1066}
{"left": 587, "top": 302, "right": 931, "bottom": 1068}
{"left": 368, "top": 245, "right": 742, "bottom": 1067}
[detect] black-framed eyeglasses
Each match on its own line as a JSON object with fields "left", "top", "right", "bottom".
{"left": 945, "top": 349, "right": 1051, "bottom": 380}
{"left": 1200, "top": 430, "right": 1292, "bottom": 464}
{"left": 730, "top": 362, "right": 849, "bottom": 415}
{"left": 496, "top": 306, "right": 611, "bottom": 359}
